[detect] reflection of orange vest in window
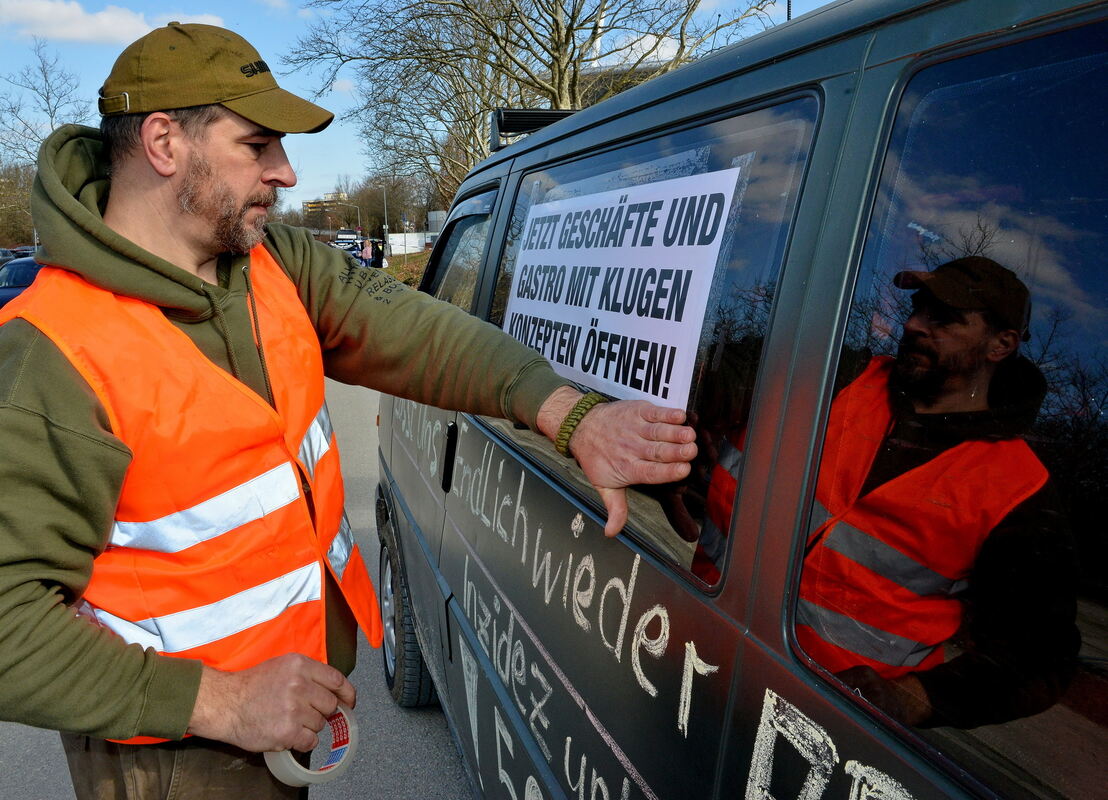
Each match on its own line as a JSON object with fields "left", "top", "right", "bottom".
{"left": 796, "top": 356, "right": 1047, "bottom": 678}
{"left": 692, "top": 428, "right": 747, "bottom": 583}
{"left": 0, "top": 247, "right": 382, "bottom": 742}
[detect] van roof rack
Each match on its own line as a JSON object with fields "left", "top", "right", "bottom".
{"left": 489, "top": 108, "right": 577, "bottom": 152}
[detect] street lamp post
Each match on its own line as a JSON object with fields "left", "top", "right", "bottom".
{"left": 381, "top": 188, "right": 389, "bottom": 254}
{"left": 330, "top": 202, "right": 362, "bottom": 236}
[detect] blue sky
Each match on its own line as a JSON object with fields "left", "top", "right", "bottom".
{"left": 0, "top": 0, "right": 831, "bottom": 211}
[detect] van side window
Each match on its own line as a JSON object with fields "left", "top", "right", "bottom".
{"left": 423, "top": 189, "right": 497, "bottom": 311}
{"left": 796, "top": 21, "right": 1107, "bottom": 799}
{"left": 486, "top": 98, "right": 817, "bottom": 580}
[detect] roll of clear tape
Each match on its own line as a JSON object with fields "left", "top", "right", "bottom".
{"left": 264, "top": 704, "right": 358, "bottom": 787}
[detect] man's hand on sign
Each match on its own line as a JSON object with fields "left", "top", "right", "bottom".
{"left": 188, "top": 653, "right": 357, "bottom": 753}
{"left": 538, "top": 386, "right": 697, "bottom": 537}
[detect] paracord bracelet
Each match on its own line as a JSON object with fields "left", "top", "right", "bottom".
{"left": 555, "top": 391, "right": 609, "bottom": 456}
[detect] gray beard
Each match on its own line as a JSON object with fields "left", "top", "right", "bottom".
{"left": 892, "top": 337, "right": 987, "bottom": 407}
{"left": 177, "top": 156, "right": 276, "bottom": 254}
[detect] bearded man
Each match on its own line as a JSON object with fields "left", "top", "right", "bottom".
{"left": 0, "top": 23, "right": 697, "bottom": 799}
{"left": 796, "top": 256, "right": 1079, "bottom": 729}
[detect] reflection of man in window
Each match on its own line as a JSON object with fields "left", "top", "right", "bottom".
{"left": 796, "top": 256, "right": 1078, "bottom": 728}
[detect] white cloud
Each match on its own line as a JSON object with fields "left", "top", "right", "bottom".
{"left": 0, "top": 1, "right": 223, "bottom": 44}
{"left": 297, "top": 7, "right": 314, "bottom": 18}
{"left": 331, "top": 78, "right": 355, "bottom": 93}
{"left": 0, "top": 1, "right": 148, "bottom": 43}
{"left": 595, "top": 32, "right": 680, "bottom": 67}
{"left": 255, "top": 0, "right": 290, "bottom": 9}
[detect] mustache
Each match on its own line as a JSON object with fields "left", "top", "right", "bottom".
{"left": 246, "top": 188, "right": 279, "bottom": 209}
{"left": 897, "top": 334, "right": 936, "bottom": 360}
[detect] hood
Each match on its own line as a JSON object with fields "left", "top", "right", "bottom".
{"left": 32, "top": 124, "right": 218, "bottom": 318}
{"left": 984, "top": 353, "right": 1048, "bottom": 433}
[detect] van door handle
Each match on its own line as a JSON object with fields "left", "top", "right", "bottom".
{"left": 441, "top": 420, "right": 459, "bottom": 493}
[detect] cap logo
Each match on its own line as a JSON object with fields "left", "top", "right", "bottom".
{"left": 240, "top": 60, "right": 271, "bottom": 78}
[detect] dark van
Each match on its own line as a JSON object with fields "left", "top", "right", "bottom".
{"left": 373, "top": 1, "right": 1108, "bottom": 797}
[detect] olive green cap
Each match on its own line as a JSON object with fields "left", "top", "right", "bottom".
{"left": 98, "top": 22, "right": 333, "bottom": 134}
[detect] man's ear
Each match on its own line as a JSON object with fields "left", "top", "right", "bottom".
{"left": 139, "top": 112, "right": 184, "bottom": 178}
{"left": 987, "top": 329, "right": 1020, "bottom": 362}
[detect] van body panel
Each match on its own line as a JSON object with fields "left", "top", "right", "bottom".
{"left": 384, "top": 401, "right": 457, "bottom": 685}
{"left": 726, "top": 644, "right": 972, "bottom": 800}
{"left": 439, "top": 414, "right": 743, "bottom": 800}
{"left": 374, "top": 1, "right": 1108, "bottom": 797}
{"left": 377, "top": 393, "right": 393, "bottom": 466}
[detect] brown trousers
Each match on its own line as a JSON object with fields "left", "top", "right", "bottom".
{"left": 61, "top": 733, "right": 310, "bottom": 800}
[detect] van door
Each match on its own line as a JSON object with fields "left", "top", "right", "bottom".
{"left": 437, "top": 96, "right": 819, "bottom": 798}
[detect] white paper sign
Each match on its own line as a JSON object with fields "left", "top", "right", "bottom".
{"left": 503, "top": 167, "right": 741, "bottom": 406}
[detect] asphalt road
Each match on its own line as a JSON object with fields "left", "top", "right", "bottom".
{"left": 0, "top": 381, "right": 473, "bottom": 800}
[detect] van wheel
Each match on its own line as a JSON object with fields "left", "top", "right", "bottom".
{"left": 379, "top": 524, "right": 438, "bottom": 707}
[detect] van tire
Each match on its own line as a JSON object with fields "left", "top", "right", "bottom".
{"left": 378, "top": 517, "right": 438, "bottom": 708}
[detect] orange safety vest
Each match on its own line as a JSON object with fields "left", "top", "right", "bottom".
{"left": 691, "top": 427, "right": 747, "bottom": 583}
{"left": 1, "top": 246, "right": 382, "bottom": 741}
{"left": 796, "top": 356, "right": 1047, "bottom": 678}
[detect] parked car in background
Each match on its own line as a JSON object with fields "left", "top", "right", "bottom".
{"left": 0, "top": 250, "right": 15, "bottom": 267}
{"left": 334, "top": 228, "right": 359, "bottom": 245}
{"left": 9, "top": 246, "right": 36, "bottom": 258}
{"left": 0, "top": 258, "right": 42, "bottom": 309}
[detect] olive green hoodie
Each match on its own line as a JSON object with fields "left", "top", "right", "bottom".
{"left": 0, "top": 125, "right": 564, "bottom": 741}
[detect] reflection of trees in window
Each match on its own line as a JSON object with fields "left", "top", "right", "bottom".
{"left": 434, "top": 216, "right": 490, "bottom": 310}
{"left": 650, "top": 280, "right": 775, "bottom": 558}
{"left": 490, "top": 205, "right": 532, "bottom": 325}
{"left": 916, "top": 215, "right": 999, "bottom": 268}
{"left": 695, "top": 282, "right": 775, "bottom": 427}
{"left": 647, "top": 280, "right": 775, "bottom": 561}
{"left": 1023, "top": 308, "right": 1108, "bottom": 604}
{"left": 838, "top": 281, "right": 909, "bottom": 393}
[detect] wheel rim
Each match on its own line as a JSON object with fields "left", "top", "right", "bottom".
{"left": 381, "top": 547, "right": 397, "bottom": 676}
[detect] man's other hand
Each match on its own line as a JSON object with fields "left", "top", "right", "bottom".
{"left": 836, "top": 665, "right": 932, "bottom": 726}
{"left": 537, "top": 387, "right": 697, "bottom": 537}
{"left": 188, "top": 653, "right": 357, "bottom": 752}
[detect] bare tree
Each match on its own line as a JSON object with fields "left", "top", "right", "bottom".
{"left": 0, "top": 161, "right": 36, "bottom": 245}
{"left": 287, "top": 0, "right": 773, "bottom": 200}
{"left": 0, "top": 38, "right": 95, "bottom": 165}
{"left": 291, "top": 8, "right": 535, "bottom": 203}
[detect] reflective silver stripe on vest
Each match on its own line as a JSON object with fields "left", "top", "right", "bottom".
{"left": 80, "top": 562, "right": 322, "bottom": 653}
{"left": 816, "top": 506, "right": 967, "bottom": 597}
{"left": 697, "top": 437, "right": 745, "bottom": 562}
{"left": 796, "top": 598, "right": 934, "bottom": 668}
{"left": 110, "top": 463, "right": 301, "bottom": 553}
{"left": 298, "top": 403, "right": 334, "bottom": 480}
{"left": 698, "top": 516, "right": 726, "bottom": 562}
{"left": 810, "top": 501, "right": 832, "bottom": 533}
{"left": 328, "top": 513, "right": 355, "bottom": 580}
{"left": 717, "top": 437, "right": 744, "bottom": 475}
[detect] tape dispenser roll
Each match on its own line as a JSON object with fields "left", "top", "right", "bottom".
{"left": 264, "top": 704, "right": 358, "bottom": 787}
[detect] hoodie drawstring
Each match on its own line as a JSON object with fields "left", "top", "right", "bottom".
{"left": 242, "top": 264, "right": 276, "bottom": 408}
{"left": 202, "top": 284, "right": 243, "bottom": 381}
